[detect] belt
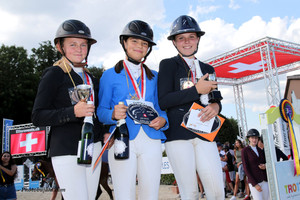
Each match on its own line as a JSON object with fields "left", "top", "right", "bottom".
{"left": 0, "top": 183, "right": 14, "bottom": 187}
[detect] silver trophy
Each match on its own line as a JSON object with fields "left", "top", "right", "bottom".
{"left": 208, "top": 73, "right": 217, "bottom": 82}
{"left": 76, "top": 84, "right": 91, "bottom": 102}
{"left": 207, "top": 73, "right": 223, "bottom": 103}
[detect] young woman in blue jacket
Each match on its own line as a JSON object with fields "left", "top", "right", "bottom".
{"left": 97, "top": 20, "right": 168, "bottom": 200}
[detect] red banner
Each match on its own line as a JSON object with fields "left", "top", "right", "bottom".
{"left": 10, "top": 130, "right": 46, "bottom": 155}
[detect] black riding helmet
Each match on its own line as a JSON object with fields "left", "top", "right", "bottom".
{"left": 54, "top": 19, "right": 97, "bottom": 67}
{"left": 168, "top": 15, "right": 205, "bottom": 57}
{"left": 120, "top": 20, "right": 156, "bottom": 64}
{"left": 247, "top": 129, "right": 260, "bottom": 138}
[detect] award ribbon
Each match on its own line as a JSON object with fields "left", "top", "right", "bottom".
{"left": 279, "top": 99, "right": 300, "bottom": 176}
{"left": 0, "top": 170, "right": 5, "bottom": 183}
{"left": 123, "top": 61, "right": 146, "bottom": 100}
{"left": 35, "top": 162, "right": 46, "bottom": 177}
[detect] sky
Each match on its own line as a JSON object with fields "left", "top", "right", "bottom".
{"left": 1, "top": 0, "right": 300, "bottom": 135}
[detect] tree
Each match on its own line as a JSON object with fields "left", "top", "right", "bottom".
{"left": 88, "top": 65, "right": 105, "bottom": 80}
{"left": 30, "top": 41, "right": 60, "bottom": 78}
{"left": 0, "top": 45, "right": 36, "bottom": 125}
{"left": 217, "top": 115, "right": 239, "bottom": 144}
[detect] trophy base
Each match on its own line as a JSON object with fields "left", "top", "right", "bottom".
{"left": 208, "top": 91, "right": 223, "bottom": 103}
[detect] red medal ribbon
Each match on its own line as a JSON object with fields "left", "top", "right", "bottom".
{"left": 123, "top": 61, "right": 145, "bottom": 100}
{"left": 84, "top": 72, "right": 94, "bottom": 101}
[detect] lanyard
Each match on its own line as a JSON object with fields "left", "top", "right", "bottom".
{"left": 123, "top": 61, "right": 146, "bottom": 100}
{"left": 182, "top": 58, "right": 196, "bottom": 83}
{"left": 0, "top": 170, "right": 5, "bottom": 183}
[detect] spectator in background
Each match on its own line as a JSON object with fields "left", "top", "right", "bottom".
{"left": 242, "top": 129, "right": 270, "bottom": 200}
{"left": 231, "top": 139, "right": 250, "bottom": 200}
{"left": 258, "top": 135, "right": 288, "bottom": 162}
{"left": 218, "top": 142, "right": 228, "bottom": 198}
{"left": 0, "top": 151, "right": 17, "bottom": 200}
{"left": 196, "top": 172, "right": 205, "bottom": 198}
{"left": 223, "top": 144, "right": 235, "bottom": 196}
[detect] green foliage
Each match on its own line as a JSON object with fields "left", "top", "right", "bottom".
{"left": 88, "top": 65, "right": 105, "bottom": 80}
{"left": 160, "top": 151, "right": 176, "bottom": 185}
{"left": 0, "top": 44, "right": 36, "bottom": 125}
{"left": 30, "top": 41, "right": 61, "bottom": 78}
{"left": 160, "top": 173, "right": 176, "bottom": 185}
{"left": 217, "top": 114, "right": 239, "bottom": 144}
{"left": 0, "top": 41, "right": 60, "bottom": 128}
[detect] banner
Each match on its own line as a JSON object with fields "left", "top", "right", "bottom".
{"left": 14, "top": 165, "right": 24, "bottom": 190}
{"left": 2, "top": 118, "right": 13, "bottom": 152}
{"left": 10, "top": 127, "right": 46, "bottom": 155}
{"left": 161, "top": 157, "right": 174, "bottom": 174}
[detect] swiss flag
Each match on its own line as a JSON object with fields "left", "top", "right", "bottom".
{"left": 10, "top": 131, "right": 46, "bottom": 155}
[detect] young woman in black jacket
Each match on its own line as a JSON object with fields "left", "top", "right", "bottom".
{"left": 32, "top": 19, "right": 105, "bottom": 200}
{"left": 158, "top": 15, "right": 224, "bottom": 200}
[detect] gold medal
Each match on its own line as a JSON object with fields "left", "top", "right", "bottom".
{"left": 130, "top": 94, "right": 140, "bottom": 100}
{"left": 182, "top": 80, "right": 194, "bottom": 89}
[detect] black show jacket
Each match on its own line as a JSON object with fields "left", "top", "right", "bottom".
{"left": 158, "top": 55, "right": 222, "bottom": 142}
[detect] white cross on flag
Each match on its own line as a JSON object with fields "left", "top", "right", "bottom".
{"left": 10, "top": 130, "right": 46, "bottom": 155}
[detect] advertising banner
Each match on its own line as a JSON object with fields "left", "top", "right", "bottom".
{"left": 9, "top": 127, "right": 47, "bottom": 156}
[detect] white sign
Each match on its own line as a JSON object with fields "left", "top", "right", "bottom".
{"left": 161, "top": 157, "right": 174, "bottom": 174}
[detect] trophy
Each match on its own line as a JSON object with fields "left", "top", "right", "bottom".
{"left": 207, "top": 73, "right": 223, "bottom": 103}
{"left": 76, "top": 84, "right": 92, "bottom": 102}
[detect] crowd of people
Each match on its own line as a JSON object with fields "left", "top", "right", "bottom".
{"left": 0, "top": 15, "right": 290, "bottom": 200}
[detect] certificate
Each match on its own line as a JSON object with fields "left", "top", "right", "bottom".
{"left": 186, "top": 109, "right": 215, "bottom": 133}
{"left": 181, "top": 102, "right": 225, "bottom": 141}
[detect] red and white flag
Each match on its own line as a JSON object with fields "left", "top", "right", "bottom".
{"left": 10, "top": 130, "right": 46, "bottom": 155}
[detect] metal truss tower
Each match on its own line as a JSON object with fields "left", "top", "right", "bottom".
{"left": 205, "top": 37, "right": 300, "bottom": 146}
{"left": 233, "top": 84, "right": 248, "bottom": 139}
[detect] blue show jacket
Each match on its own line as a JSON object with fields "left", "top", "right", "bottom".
{"left": 97, "top": 61, "right": 168, "bottom": 141}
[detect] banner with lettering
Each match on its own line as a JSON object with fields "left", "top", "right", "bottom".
{"left": 10, "top": 127, "right": 47, "bottom": 155}
{"left": 2, "top": 118, "right": 14, "bottom": 152}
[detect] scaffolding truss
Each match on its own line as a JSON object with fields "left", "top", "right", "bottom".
{"left": 205, "top": 37, "right": 300, "bottom": 144}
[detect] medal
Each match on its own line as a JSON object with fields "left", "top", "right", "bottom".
{"left": 182, "top": 80, "right": 194, "bottom": 89}
{"left": 124, "top": 61, "right": 146, "bottom": 100}
{"left": 130, "top": 94, "right": 140, "bottom": 100}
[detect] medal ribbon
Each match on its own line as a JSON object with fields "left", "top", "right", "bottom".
{"left": 288, "top": 115, "right": 300, "bottom": 176}
{"left": 123, "top": 61, "right": 146, "bottom": 100}
{"left": 279, "top": 99, "right": 300, "bottom": 176}
{"left": 0, "top": 170, "right": 5, "bottom": 183}
{"left": 84, "top": 72, "right": 94, "bottom": 102}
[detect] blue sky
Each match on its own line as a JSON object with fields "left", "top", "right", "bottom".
{"left": 1, "top": 0, "right": 300, "bottom": 136}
